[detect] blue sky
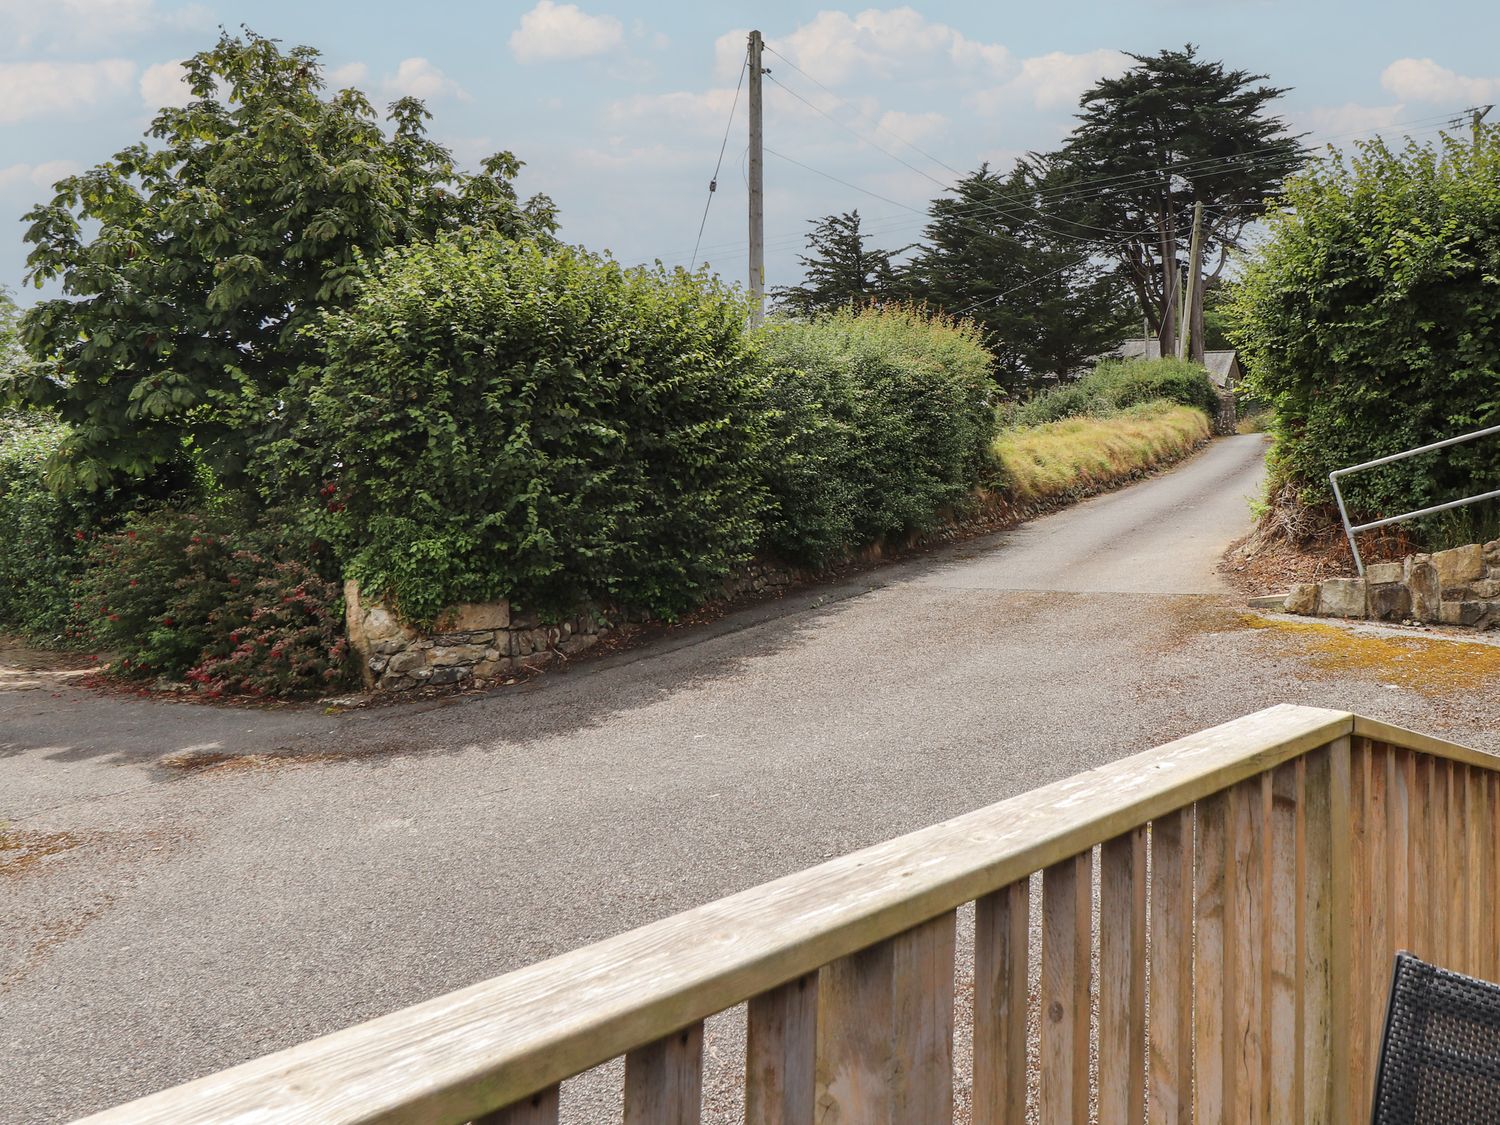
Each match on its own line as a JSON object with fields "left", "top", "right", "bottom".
{"left": 3, "top": 0, "right": 1498, "bottom": 303}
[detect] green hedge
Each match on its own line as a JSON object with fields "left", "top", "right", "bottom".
{"left": 1011, "top": 357, "right": 1220, "bottom": 427}
{"left": 758, "top": 306, "right": 996, "bottom": 563}
{"left": 267, "top": 238, "right": 773, "bottom": 624}
{"left": 1230, "top": 129, "right": 1500, "bottom": 524}
{"left": 0, "top": 412, "right": 87, "bottom": 641}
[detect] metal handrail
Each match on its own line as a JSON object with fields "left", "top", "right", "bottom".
{"left": 1329, "top": 422, "right": 1500, "bottom": 576}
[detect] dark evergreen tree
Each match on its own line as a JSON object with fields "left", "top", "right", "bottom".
{"left": 772, "top": 210, "right": 905, "bottom": 315}
{"left": 903, "top": 162, "right": 1135, "bottom": 390}
{"left": 1051, "top": 45, "right": 1305, "bottom": 358}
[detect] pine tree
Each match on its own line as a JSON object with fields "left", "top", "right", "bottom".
{"left": 773, "top": 210, "right": 905, "bottom": 315}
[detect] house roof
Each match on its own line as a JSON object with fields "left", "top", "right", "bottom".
{"left": 1110, "top": 339, "right": 1240, "bottom": 389}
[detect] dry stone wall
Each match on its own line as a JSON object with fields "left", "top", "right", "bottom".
{"left": 1276, "top": 540, "right": 1500, "bottom": 629}
{"left": 345, "top": 561, "right": 798, "bottom": 692}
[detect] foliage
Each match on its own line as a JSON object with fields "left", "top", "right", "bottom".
{"left": 757, "top": 305, "right": 997, "bottom": 563}
{"left": 901, "top": 162, "right": 1135, "bottom": 389}
{"left": 77, "top": 508, "right": 352, "bottom": 697}
{"left": 993, "top": 403, "right": 1211, "bottom": 503}
{"left": 268, "top": 237, "right": 771, "bottom": 625}
{"left": 1052, "top": 45, "right": 1304, "bottom": 354}
{"left": 0, "top": 412, "right": 88, "bottom": 640}
{"left": 1229, "top": 126, "right": 1500, "bottom": 525}
{"left": 772, "top": 210, "right": 908, "bottom": 315}
{"left": 1011, "top": 357, "right": 1220, "bottom": 426}
{"left": 14, "top": 30, "right": 556, "bottom": 499}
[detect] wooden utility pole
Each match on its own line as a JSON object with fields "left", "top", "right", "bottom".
{"left": 1178, "top": 201, "right": 1205, "bottom": 361}
{"left": 747, "top": 30, "right": 765, "bottom": 326}
{"left": 1474, "top": 104, "right": 1493, "bottom": 148}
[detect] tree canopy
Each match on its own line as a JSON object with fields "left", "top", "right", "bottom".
{"left": 903, "top": 163, "right": 1135, "bottom": 390}
{"left": 14, "top": 30, "right": 557, "bottom": 497}
{"left": 772, "top": 210, "right": 906, "bottom": 315}
{"left": 1050, "top": 44, "right": 1304, "bottom": 357}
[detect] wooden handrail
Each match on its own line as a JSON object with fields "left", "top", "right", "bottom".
{"left": 77, "top": 705, "right": 1494, "bottom": 1124}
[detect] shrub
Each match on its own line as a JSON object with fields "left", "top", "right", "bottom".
{"left": 77, "top": 508, "right": 352, "bottom": 697}
{"left": 0, "top": 412, "right": 88, "bottom": 641}
{"left": 757, "top": 306, "right": 997, "bottom": 563}
{"left": 993, "top": 402, "right": 1212, "bottom": 503}
{"left": 266, "top": 237, "right": 772, "bottom": 625}
{"left": 1013, "top": 357, "right": 1220, "bottom": 426}
{"left": 1230, "top": 128, "right": 1500, "bottom": 523}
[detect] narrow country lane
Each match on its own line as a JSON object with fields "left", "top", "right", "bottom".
{"left": 4, "top": 433, "right": 1499, "bottom": 1123}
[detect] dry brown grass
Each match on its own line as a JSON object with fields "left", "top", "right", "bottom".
{"left": 991, "top": 403, "right": 1211, "bottom": 505}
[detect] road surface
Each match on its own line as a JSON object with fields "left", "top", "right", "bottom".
{"left": 4, "top": 434, "right": 1497, "bottom": 1122}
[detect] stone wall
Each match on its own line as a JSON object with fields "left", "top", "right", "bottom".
{"left": 345, "top": 561, "right": 798, "bottom": 692}
{"left": 1271, "top": 540, "right": 1500, "bottom": 629}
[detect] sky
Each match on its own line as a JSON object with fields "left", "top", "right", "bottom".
{"left": 3, "top": 0, "right": 1499, "bottom": 305}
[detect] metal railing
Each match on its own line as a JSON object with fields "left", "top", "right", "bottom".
{"left": 1330, "top": 422, "right": 1500, "bottom": 576}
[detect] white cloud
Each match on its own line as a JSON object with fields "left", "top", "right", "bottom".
{"left": 0, "top": 161, "right": 82, "bottom": 192}
{"left": 1297, "top": 102, "right": 1408, "bottom": 144}
{"left": 383, "top": 58, "right": 467, "bottom": 101}
{"left": 716, "top": 8, "right": 1009, "bottom": 86}
{"left": 0, "top": 0, "right": 210, "bottom": 54}
{"left": 876, "top": 110, "right": 948, "bottom": 146}
{"left": 327, "top": 62, "right": 369, "bottom": 89}
{"left": 607, "top": 87, "right": 742, "bottom": 134}
{"left": 139, "top": 59, "right": 192, "bottom": 109}
{"left": 0, "top": 59, "right": 136, "bottom": 124}
{"left": 1381, "top": 58, "right": 1499, "bottom": 104}
{"left": 510, "top": 0, "right": 624, "bottom": 63}
{"left": 969, "top": 49, "right": 1128, "bottom": 115}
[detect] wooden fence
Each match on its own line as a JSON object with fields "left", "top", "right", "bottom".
{"left": 80, "top": 704, "right": 1499, "bottom": 1124}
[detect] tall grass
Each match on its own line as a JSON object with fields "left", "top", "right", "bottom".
{"left": 993, "top": 402, "right": 1212, "bottom": 504}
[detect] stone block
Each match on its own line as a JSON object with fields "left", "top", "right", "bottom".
{"left": 1440, "top": 601, "right": 1485, "bottom": 627}
{"left": 438, "top": 601, "right": 510, "bottom": 632}
{"left": 511, "top": 609, "right": 541, "bottom": 629}
{"left": 1408, "top": 562, "right": 1442, "bottom": 623}
{"left": 428, "top": 666, "right": 470, "bottom": 686}
{"left": 427, "top": 645, "right": 487, "bottom": 667}
{"left": 1284, "top": 583, "right": 1319, "bottom": 615}
{"left": 560, "top": 633, "right": 598, "bottom": 656}
{"left": 1317, "top": 577, "right": 1367, "bottom": 619}
{"left": 473, "top": 657, "right": 513, "bottom": 680}
{"left": 385, "top": 650, "right": 426, "bottom": 675}
{"left": 1248, "top": 593, "right": 1289, "bottom": 611}
{"left": 1433, "top": 544, "right": 1485, "bottom": 587}
{"left": 1368, "top": 583, "right": 1412, "bottom": 622}
{"left": 1404, "top": 553, "right": 1432, "bottom": 582}
{"left": 1365, "top": 562, "right": 1403, "bottom": 586}
{"left": 1471, "top": 579, "right": 1500, "bottom": 599}
{"left": 430, "top": 631, "right": 493, "bottom": 647}
{"left": 361, "top": 605, "right": 409, "bottom": 645}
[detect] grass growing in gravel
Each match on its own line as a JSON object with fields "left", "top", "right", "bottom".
{"left": 993, "top": 402, "right": 1211, "bottom": 504}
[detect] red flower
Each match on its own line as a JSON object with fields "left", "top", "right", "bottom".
{"left": 163, "top": 617, "right": 174, "bottom": 627}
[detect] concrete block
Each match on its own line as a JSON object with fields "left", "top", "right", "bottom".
{"left": 1433, "top": 544, "right": 1485, "bottom": 587}
{"left": 1317, "top": 577, "right": 1367, "bottom": 619}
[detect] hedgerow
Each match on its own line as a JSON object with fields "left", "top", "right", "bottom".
{"left": 0, "top": 412, "right": 89, "bottom": 641}
{"left": 265, "top": 238, "right": 773, "bottom": 625}
{"left": 1230, "top": 127, "right": 1500, "bottom": 526}
{"left": 757, "top": 306, "right": 997, "bottom": 563}
{"left": 1011, "top": 357, "right": 1220, "bottom": 427}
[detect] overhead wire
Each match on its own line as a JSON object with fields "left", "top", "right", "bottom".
{"left": 690, "top": 57, "right": 747, "bottom": 270}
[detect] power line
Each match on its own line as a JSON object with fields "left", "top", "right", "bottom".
{"left": 690, "top": 57, "right": 747, "bottom": 271}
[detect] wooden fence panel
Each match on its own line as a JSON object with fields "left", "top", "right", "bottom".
{"left": 1268, "top": 760, "right": 1302, "bottom": 1124}
{"left": 1041, "top": 853, "right": 1092, "bottom": 1125}
{"left": 973, "top": 881, "right": 1029, "bottom": 1125}
{"left": 747, "top": 974, "right": 818, "bottom": 1125}
{"left": 1148, "top": 808, "right": 1194, "bottom": 1125}
{"left": 1230, "top": 776, "right": 1270, "bottom": 1124}
{"left": 1099, "top": 830, "right": 1146, "bottom": 1125}
{"left": 892, "top": 913, "right": 956, "bottom": 1124}
{"left": 1193, "top": 793, "right": 1229, "bottom": 1123}
{"left": 624, "top": 1023, "right": 704, "bottom": 1125}
{"left": 473, "top": 1086, "right": 560, "bottom": 1125}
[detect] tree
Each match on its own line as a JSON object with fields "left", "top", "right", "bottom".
{"left": 903, "top": 162, "right": 1135, "bottom": 390}
{"left": 1229, "top": 126, "right": 1500, "bottom": 524}
{"left": 1052, "top": 45, "right": 1304, "bottom": 360}
{"left": 15, "top": 30, "right": 558, "bottom": 497}
{"left": 772, "top": 210, "right": 905, "bottom": 315}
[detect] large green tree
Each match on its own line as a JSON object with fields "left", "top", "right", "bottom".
{"left": 1052, "top": 45, "right": 1304, "bottom": 359}
{"left": 903, "top": 162, "right": 1135, "bottom": 390}
{"left": 772, "top": 210, "right": 906, "bottom": 315}
{"left": 15, "top": 31, "right": 557, "bottom": 496}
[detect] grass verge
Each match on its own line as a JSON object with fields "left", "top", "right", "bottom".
{"left": 992, "top": 402, "right": 1212, "bottom": 505}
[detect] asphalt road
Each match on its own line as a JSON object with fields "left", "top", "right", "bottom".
{"left": 4, "top": 433, "right": 1499, "bottom": 1123}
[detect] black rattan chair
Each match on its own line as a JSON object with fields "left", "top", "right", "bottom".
{"left": 1372, "top": 952, "right": 1500, "bottom": 1122}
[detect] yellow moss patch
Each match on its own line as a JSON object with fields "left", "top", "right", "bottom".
{"left": 1241, "top": 614, "right": 1500, "bottom": 696}
{"left": 992, "top": 403, "right": 1212, "bottom": 504}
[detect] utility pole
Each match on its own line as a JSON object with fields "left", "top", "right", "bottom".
{"left": 747, "top": 30, "right": 765, "bottom": 326}
{"left": 1178, "top": 200, "right": 1205, "bottom": 361}
{"left": 1474, "top": 104, "right": 1493, "bottom": 148}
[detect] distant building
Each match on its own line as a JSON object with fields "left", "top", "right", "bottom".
{"left": 1109, "top": 339, "right": 1242, "bottom": 434}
